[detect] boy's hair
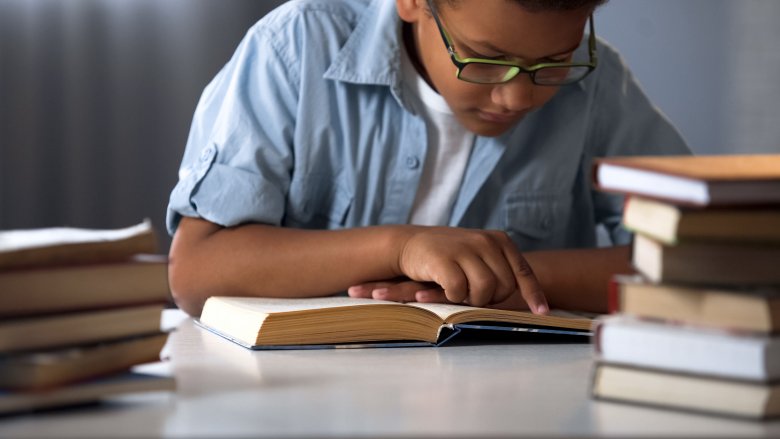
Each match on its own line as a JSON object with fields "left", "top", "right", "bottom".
{"left": 435, "top": 0, "right": 608, "bottom": 12}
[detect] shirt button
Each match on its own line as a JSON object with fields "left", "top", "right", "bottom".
{"left": 200, "top": 146, "right": 215, "bottom": 163}
{"left": 405, "top": 156, "right": 420, "bottom": 169}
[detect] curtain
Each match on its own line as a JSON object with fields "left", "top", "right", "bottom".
{"left": 0, "top": 0, "right": 285, "bottom": 249}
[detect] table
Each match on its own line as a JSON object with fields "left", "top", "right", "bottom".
{"left": 1, "top": 309, "right": 779, "bottom": 437}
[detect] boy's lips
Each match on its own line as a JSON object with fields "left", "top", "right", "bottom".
{"left": 477, "top": 109, "right": 525, "bottom": 124}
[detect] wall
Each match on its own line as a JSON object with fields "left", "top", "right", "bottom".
{"left": 596, "top": 0, "right": 780, "bottom": 154}
{"left": 0, "top": 0, "right": 286, "bottom": 247}
{"left": 2, "top": 0, "right": 779, "bottom": 250}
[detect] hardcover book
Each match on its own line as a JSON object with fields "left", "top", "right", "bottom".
{"left": 594, "top": 314, "right": 780, "bottom": 381}
{"left": 0, "top": 255, "right": 170, "bottom": 318}
{"left": 0, "top": 304, "right": 165, "bottom": 353}
{"left": 622, "top": 196, "right": 780, "bottom": 245}
{"left": 0, "top": 332, "right": 169, "bottom": 391}
{"left": 591, "top": 363, "right": 780, "bottom": 419}
{"left": 197, "top": 296, "right": 593, "bottom": 349}
{"left": 632, "top": 233, "right": 780, "bottom": 286}
{"left": 610, "top": 275, "right": 780, "bottom": 333}
{"left": 0, "top": 219, "right": 158, "bottom": 270}
{"left": 592, "top": 154, "right": 780, "bottom": 206}
{"left": 0, "top": 371, "right": 175, "bottom": 415}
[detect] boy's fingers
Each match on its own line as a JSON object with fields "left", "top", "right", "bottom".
{"left": 434, "top": 262, "right": 469, "bottom": 304}
{"left": 414, "top": 288, "right": 448, "bottom": 303}
{"left": 371, "top": 280, "right": 433, "bottom": 303}
{"left": 347, "top": 282, "right": 390, "bottom": 298}
{"left": 505, "top": 250, "right": 548, "bottom": 314}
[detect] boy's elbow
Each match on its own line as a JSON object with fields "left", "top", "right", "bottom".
{"left": 168, "top": 256, "right": 207, "bottom": 317}
{"left": 167, "top": 216, "right": 222, "bottom": 317}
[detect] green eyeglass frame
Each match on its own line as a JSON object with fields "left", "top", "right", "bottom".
{"left": 427, "top": 0, "right": 598, "bottom": 85}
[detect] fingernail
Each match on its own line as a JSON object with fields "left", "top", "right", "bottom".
{"left": 535, "top": 303, "right": 549, "bottom": 315}
{"left": 415, "top": 291, "right": 431, "bottom": 301}
{"left": 372, "top": 288, "right": 389, "bottom": 299}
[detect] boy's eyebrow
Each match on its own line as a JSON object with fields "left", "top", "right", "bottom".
{"left": 471, "top": 39, "right": 582, "bottom": 60}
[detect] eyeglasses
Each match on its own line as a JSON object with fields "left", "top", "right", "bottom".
{"left": 426, "top": 0, "right": 598, "bottom": 86}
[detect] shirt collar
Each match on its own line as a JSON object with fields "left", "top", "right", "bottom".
{"left": 324, "top": 0, "right": 402, "bottom": 88}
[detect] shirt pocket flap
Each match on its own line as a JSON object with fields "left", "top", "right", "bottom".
{"left": 504, "top": 194, "right": 565, "bottom": 241}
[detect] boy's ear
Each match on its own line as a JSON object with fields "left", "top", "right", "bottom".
{"left": 396, "top": 0, "right": 426, "bottom": 23}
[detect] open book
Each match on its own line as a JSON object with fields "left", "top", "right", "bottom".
{"left": 198, "top": 296, "right": 594, "bottom": 349}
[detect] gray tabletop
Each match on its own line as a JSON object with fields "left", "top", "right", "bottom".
{"left": 1, "top": 309, "right": 779, "bottom": 437}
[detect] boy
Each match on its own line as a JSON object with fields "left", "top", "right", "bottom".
{"left": 166, "top": 0, "right": 689, "bottom": 317}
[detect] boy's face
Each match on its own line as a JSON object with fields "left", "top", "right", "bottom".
{"left": 397, "top": 0, "right": 592, "bottom": 137}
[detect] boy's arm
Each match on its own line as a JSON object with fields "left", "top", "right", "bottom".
{"left": 168, "top": 217, "right": 548, "bottom": 316}
{"left": 349, "top": 246, "right": 633, "bottom": 314}
{"left": 507, "top": 246, "right": 632, "bottom": 313}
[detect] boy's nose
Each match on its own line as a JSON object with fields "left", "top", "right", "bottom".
{"left": 490, "top": 75, "right": 535, "bottom": 113}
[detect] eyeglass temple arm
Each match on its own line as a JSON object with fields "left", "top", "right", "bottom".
{"left": 426, "top": 0, "right": 457, "bottom": 56}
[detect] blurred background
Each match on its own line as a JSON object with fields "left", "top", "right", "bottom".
{"left": 1, "top": 0, "right": 779, "bottom": 251}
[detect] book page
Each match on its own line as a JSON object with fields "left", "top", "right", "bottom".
{"left": 210, "top": 296, "right": 406, "bottom": 314}
{"left": 405, "top": 302, "right": 482, "bottom": 320}
{"left": 407, "top": 302, "right": 593, "bottom": 331}
{"left": 0, "top": 219, "right": 153, "bottom": 252}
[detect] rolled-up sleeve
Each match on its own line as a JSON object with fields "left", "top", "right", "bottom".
{"left": 166, "top": 22, "right": 299, "bottom": 235}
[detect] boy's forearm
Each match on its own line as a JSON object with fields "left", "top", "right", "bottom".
{"left": 521, "top": 246, "right": 633, "bottom": 313}
{"left": 169, "top": 217, "right": 409, "bottom": 316}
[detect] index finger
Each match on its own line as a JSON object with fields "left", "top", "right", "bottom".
{"left": 504, "top": 248, "right": 548, "bottom": 314}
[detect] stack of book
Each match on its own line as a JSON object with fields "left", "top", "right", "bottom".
{"left": 0, "top": 220, "right": 175, "bottom": 415}
{"left": 590, "top": 154, "right": 780, "bottom": 419}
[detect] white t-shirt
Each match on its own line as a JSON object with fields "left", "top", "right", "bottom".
{"left": 401, "top": 43, "right": 475, "bottom": 226}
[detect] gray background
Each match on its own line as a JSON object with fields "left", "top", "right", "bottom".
{"left": 2, "top": 0, "right": 779, "bottom": 250}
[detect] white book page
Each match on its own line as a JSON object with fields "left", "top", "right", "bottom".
{"left": 210, "top": 296, "right": 402, "bottom": 314}
{"left": 0, "top": 219, "right": 152, "bottom": 253}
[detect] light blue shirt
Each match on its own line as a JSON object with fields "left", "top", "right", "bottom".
{"left": 167, "top": 0, "right": 690, "bottom": 251}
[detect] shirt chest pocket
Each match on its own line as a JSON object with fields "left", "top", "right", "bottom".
{"left": 503, "top": 193, "right": 572, "bottom": 251}
{"left": 285, "top": 178, "right": 354, "bottom": 229}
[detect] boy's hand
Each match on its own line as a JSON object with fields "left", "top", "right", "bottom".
{"left": 348, "top": 279, "right": 446, "bottom": 304}
{"left": 351, "top": 227, "right": 548, "bottom": 313}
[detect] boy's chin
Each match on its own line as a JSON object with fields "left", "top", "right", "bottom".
{"left": 462, "top": 119, "right": 519, "bottom": 138}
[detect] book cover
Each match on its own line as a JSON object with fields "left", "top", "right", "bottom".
{"left": 594, "top": 314, "right": 780, "bottom": 381}
{"left": 632, "top": 233, "right": 780, "bottom": 286}
{"left": 591, "top": 363, "right": 780, "bottom": 419}
{"left": 197, "top": 296, "right": 593, "bottom": 350}
{"left": 610, "top": 274, "right": 780, "bottom": 333}
{"left": 592, "top": 154, "right": 780, "bottom": 206}
{"left": 623, "top": 196, "right": 780, "bottom": 245}
{"left": 0, "top": 219, "right": 158, "bottom": 270}
{"left": 0, "top": 371, "right": 175, "bottom": 416}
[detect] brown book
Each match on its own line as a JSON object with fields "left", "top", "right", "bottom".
{"left": 198, "top": 296, "right": 593, "bottom": 349}
{"left": 623, "top": 196, "right": 780, "bottom": 245}
{"left": 0, "top": 371, "right": 175, "bottom": 415}
{"left": 591, "top": 363, "right": 780, "bottom": 419}
{"left": 0, "top": 255, "right": 170, "bottom": 318}
{"left": 0, "top": 332, "right": 169, "bottom": 391}
{"left": 610, "top": 275, "right": 780, "bottom": 333}
{"left": 0, "top": 219, "right": 158, "bottom": 270}
{"left": 632, "top": 233, "right": 780, "bottom": 286}
{"left": 592, "top": 154, "right": 780, "bottom": 206}
{"left": 0, "top": 304, "right": 164, "bottom": 353}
